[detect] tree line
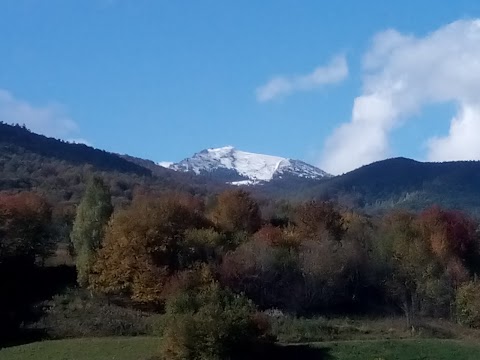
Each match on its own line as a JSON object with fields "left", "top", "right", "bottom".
{"left": 82, "top": 182, "right": 480, "bottom": 325}
{"left": 3, "top": 177, "right": 480, "bottom": 357}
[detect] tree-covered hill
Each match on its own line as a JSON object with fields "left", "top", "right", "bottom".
{"left": 306, "top": 157, "right": 480, "bottom": 213}
{"left": 2, "top": 122, "right": 480, "bottom": 213}
{"left": 0, "top": 122, "right": 224, "bottom": 206}
{"left": 0, "top": 122, "right": 150, "bottom": 176}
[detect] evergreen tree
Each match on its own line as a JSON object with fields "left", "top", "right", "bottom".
{"left": 71, "top": 177, "right": 113, "bottom": 287}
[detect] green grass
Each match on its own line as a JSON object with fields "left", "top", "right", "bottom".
{"left": 315, "top": 339, "right": 480, "bottom": 360}
{"left": 0, "top": 337, "right": 159, "bottom": 360}
{"left": 271, "top": 316, "right": 473, "bottom": 343}
{"left": 2, "top": 337, "right": 480, "bottom": 360}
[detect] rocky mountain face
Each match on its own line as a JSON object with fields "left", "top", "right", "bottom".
{"left": 160, "top": 146, "right": 331, "bottom": 185}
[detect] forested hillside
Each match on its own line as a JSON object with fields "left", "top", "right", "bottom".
{"left": 0, "top": 123, "right": 224, "bottom": 207}
{"left": 301, "top": 158, "right": 480, "bottom": 213}
{"left": 2, "top": 122, "right": 480, "bottom": 215}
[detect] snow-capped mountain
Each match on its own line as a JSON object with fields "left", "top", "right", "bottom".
{"left": 159, "top": 146, "right": 331, "bottom": 185}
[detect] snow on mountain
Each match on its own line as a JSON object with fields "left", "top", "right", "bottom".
{"left": 157, "top": 161, "right": 174, "bottom": 168}
{"left": 160, "top": 146, "right": 331, "bottom": 185}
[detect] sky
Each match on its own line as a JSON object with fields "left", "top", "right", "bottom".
{"left": 2, "top": 1, "right": 480, "bottom": 174}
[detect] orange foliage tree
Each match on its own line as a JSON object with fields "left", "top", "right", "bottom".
{"left": 417, "top": 206, "right": 478, "bottom": 286}
{"left": 209, "top": 189, "right": 261, "bottom": 234}
{"left": 90, "top": 193, "right": 209, "bottom": 304}
{"left": 0, "top": 192, "right": 53, "bottom": 262}
{"left": 0, "top": 192, "right": 53, "bottom": 336}
{"left": 294, "top": 201, "right": 345, "bottom": 242}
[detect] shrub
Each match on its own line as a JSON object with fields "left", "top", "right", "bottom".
{"left": 456, "top": 281, "right": 480, "bottom": 328}
{"left": 179, "top": 228, "right": 226, "bottom": 265}
{"left": 160, "top": 270, "right": 272, "bottom": 360}
{"left": 31, "top": 289, "right": 153, "bottom": 338}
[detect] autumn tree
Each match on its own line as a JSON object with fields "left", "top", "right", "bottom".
{"left": 377, "top": 211, "right": 451, "bottom": 326}
{"left": 253, "top": 224, "right": 286, "bottom": 246}
{"left": 0, "top": 192, "right": 53, "bottom": 262}
{"left": 294, "top": 201, "right": 345, "bottom": 242}
{"left": 220, "top": 236, "right": 299, "bottom": 312}
{"left": 181, "top": 228, "right": 227, "bottom": 265}
{"left": 418, "top": 206, "right": 478, "bottom": 285}
{"left": 0, "top": 192, "right": 53, "bottom": 338}
{"left": 456, "top": 281, "right": 480, "bottom": 328}
{"left": 222, "top": 221, "right": 370, "bottom": 315}
{"left": 210, "top": 189, "right": 261, "bottom": 234}
{"left": 70, "top": 177, "right": 113, "bottom": 287}
{"left": 90, "top": 193, "right": 209, "bottom": 304}
{"left": 220, "top": 205, "right": 375, "bottom": 314}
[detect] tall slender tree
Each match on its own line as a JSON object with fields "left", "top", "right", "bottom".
{"left": 71, "top": 177, "right": 113, "bottom": 287}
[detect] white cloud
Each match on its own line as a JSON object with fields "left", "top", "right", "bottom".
{"left": 321, "top": 19, "right": 480, "bottom": 174}
{"left": 0, "top": 89, "right": 82, "bottom": 140}
{"left": 427, "top": 104, "right": 480, "bottom": 161}
{"left": 256, "top": 55, "right": 348, "bottom": 102}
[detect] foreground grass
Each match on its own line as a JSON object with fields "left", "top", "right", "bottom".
{"left": 314, "top": 339, "right": 480, "bottom": 360}
{"left": 271, "top": 316, "right": 480, "bottom": 343}
{"left": 0, "top": 337, "right": 159, "bottom": 360}
{"left": 3, "top": 337, "right": 480, "bottom": 360}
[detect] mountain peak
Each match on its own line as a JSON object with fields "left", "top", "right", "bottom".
{"left": 208, "top": 145, "right": 235, "bottom": 151}
{"left": 161, "top": 146, "right": 331, "bottom": 185}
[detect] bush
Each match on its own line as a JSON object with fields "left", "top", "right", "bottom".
{"left": 269, "top": 315, "right": 458, "bottom": 343}
{"left": 160, "top": 270, "right": 272, "bottom": 360}
{"left": 31, "top": 289, "right": 154, "bottom": 338}
{"left": 270, "top": 316, "right": 337, "bottom": 343}
{"left": 456, "top": 281, "right": 480, "bottom": 328}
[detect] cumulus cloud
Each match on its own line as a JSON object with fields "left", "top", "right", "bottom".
{"left": 0, "top": 89, "right": 82, "bottom": 140}
{"left": 321, "top": 19, "right": 480, "bottom": 174}
{"left": 256, "top": 55, "right": 348, "bottom": 102}
{"left": 427, "top": 104, "right": 480, "bottom": 161}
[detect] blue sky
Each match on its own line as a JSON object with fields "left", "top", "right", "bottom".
{"left": 2, "top": 1, "right": 480, "bottom": 174}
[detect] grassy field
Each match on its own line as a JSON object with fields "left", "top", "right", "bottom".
{"left": 2, "top": 337, "right": 480, "bottom": 360}
{"left": 316, "top": 339, "right": 480, "bottom": 359}
{"left": 271, "top": 316, "right": 466, "bottom": 343}
{"left": 0, "top": 337, "right": 159, "bottom": 360}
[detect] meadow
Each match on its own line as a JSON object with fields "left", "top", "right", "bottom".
{"left": 3, "top": 337, "right": 480, "bottom": 360}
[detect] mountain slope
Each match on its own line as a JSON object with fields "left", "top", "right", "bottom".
{"left": 3, "top": 122, "right": 480, "bottom": 214}
{"left": 162, "top": 146, "right": 331, "bottom": 184}
{"left": 0, "top": 123, "right": 150, "bottom": 176}
{"left": 309, "top": 157, "right": 480, "bottom": 212}
{"left": 0, "top": 123, "right": 221, "bottom": 205}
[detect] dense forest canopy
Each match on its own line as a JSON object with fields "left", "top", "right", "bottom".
{"left": 0, "top": 122, "right": 226, "bottom": 207}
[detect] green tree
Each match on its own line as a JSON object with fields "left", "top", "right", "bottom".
{"left": 161, "top": 266, "right": 271, "bottom": 360}
{"left": 71, "top": 177, "right": 113, "bottom": 287}
{"left": 377, "top": 211, "right": 447, "bottom": 327}
{"left": 456, "top": 281, "right": 480, "bottom": 328}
